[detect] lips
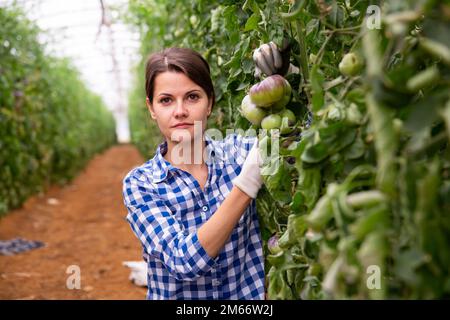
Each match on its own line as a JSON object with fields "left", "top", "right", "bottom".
{"left": 172, "top": 123, "right": 193, "bottom": 128}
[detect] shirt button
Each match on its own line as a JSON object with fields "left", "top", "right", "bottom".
{"left": 202, "top": 205, "right": 208, "bottom": 212}
{"left": 212, "top": 279, "right": 221, "bottom": 286}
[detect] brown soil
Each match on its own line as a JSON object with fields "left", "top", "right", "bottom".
{"left": 0, "top": 145, "right": 148, "bottom": 300}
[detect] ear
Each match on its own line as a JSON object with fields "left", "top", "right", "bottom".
{"left": 146, "top": 97, "right": 157, "bottom": 120}
{"left": 206, "top": 99, "right": 212, "bottom": 117}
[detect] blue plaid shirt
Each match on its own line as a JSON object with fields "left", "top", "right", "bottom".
{"left": 122, "top": 133, "right": 265, "bottom": 300}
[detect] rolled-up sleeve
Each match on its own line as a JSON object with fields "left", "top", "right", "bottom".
{"left": 122, "top": 173, "right": 217, "bottom": 281}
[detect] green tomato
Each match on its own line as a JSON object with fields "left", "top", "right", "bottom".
{"left": 279, "top": 109, "right": 296, "bottom": 126}
{"left": 189, "top": 15, "right": 199, "bottom": 27}
{"left": 272, "top": 93, "right": 289, "bottom": 110}
{"left": 261, "top": 114, "right": 282, "bottom": 130}
{"left": 273, "top": 78, "right": 292, "bottom": 110}
{"left": 278, "top": 109, "right": 296, "bottom": 134}
{"left": 240, "top": 95, "right": 267, "bottom": 126}
{"left": 268, "top": 235, "right": 282, "bottom": 255}
{"left": 326, "top": 103, "right": 344, "bottom": 122}
{"left": 271, "top": 101, "right": 286, "bottom": 112}
{"left": 346, "top": 103, "right": 363, "bottom": 126}
{"left": 174, "top": 29, "right": 184, "bottom": 37}
{"left": 339, "top": 52, "right": 363, "bottom": 77}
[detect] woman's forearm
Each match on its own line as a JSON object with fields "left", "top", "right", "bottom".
{"left": 197, "top": 186, "right": 252, "bottom": 258}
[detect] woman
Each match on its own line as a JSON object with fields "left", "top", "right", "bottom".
{"left": 122, "top": 47, "right": 265, "bottom": 300}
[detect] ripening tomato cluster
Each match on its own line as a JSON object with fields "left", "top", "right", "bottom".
{"left": 241, "top": 74, "right": 297, "bottom": 134}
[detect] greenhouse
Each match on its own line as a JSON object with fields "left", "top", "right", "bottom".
{"left": 0, "top": 0, "right": 449, "bottom": 304}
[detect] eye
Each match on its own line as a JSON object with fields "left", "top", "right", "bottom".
{"left": 159, "top": 97, "right": 172, "bottom": 105}
{"left": 187, "top": 93, "right": 200, "bottom": 101}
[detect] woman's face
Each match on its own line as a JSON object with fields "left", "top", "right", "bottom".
{"left": 147, "top": 71, "right": 212, "bottom": 144}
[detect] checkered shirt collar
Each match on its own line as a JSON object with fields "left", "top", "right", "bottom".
{"left": 151, "top": 134, "right": 216, "bottom": 183}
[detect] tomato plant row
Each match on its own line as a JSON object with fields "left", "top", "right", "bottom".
{"left": 0, "top": 7, "right": 116, "bottom": 217}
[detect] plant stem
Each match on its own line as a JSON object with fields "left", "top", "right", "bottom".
{"left": 323, "top": 75, "right": 346, "bottom": 90}
{"left": 315, "top": 33, "right": 334, "bottom": 66}
{"left": 293, "top": 19, "right": 310, "bottom": 82}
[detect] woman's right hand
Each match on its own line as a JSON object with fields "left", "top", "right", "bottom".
{"left": 232, "top": 140, "right": 263, "bottom": 199}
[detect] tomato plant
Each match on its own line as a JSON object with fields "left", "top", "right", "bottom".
{"left": 0, "top": 7, "right": 116, "bottom": 216}
{"left": 124, "top": 0, "right": 450, "bottom": 299}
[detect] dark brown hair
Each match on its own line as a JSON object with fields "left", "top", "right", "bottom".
{"left": 145, "top": 47, "right": 215, "bottom": 108}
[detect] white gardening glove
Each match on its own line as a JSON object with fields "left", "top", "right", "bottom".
{"left": 253, "top": 40, "right": 298, "bottom": 78}
{"left": 232, "top": 140, "right": 263, "bottom": 199}
{"left": 253, "top": 42, "right": 283, "bottom": 77}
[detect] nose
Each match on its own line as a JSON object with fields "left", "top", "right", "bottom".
{"left": 173, "top": 99, "right": 188, "bottom": 118}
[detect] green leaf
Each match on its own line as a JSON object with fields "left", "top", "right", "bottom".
{"left": 295, "top": 168, "right": 322, "bottom": 209}
{"left": 302, "top": 141, "right": 329, "bottom": 164}
{"left": 242, "top": 0, "right": 260, "bottom": 14}
{"left": 291, "top": 191, "right": 305, "bottom": 212}
{"left": 394, "top": 248, "right": 427, "bottom": 286}
{"left": 288, "top": 214, "right": 308, "bottom": 241}
{"left": 235, "top": 81, "right": 249, "bottom": 91}
{"left": 328, "top": 2, "right": 344, "bottom": 28}
{"left": 343, "top": 137, "right": 365, "bottom": 160}
{"left": 244, "top": 13, "right": 260, "bottom": 32}
{"left": 263, "top": 159, "right": 292, "bottom": 204}
{"left": 242, "top": 58, "right": 253, "bottom": 74}
{"left": 306, "top": 18, "right": 319, "bottom": 36}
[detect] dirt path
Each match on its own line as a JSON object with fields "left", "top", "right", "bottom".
{"left": 0, "top": 145, "right": 148, "bottom": 299}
